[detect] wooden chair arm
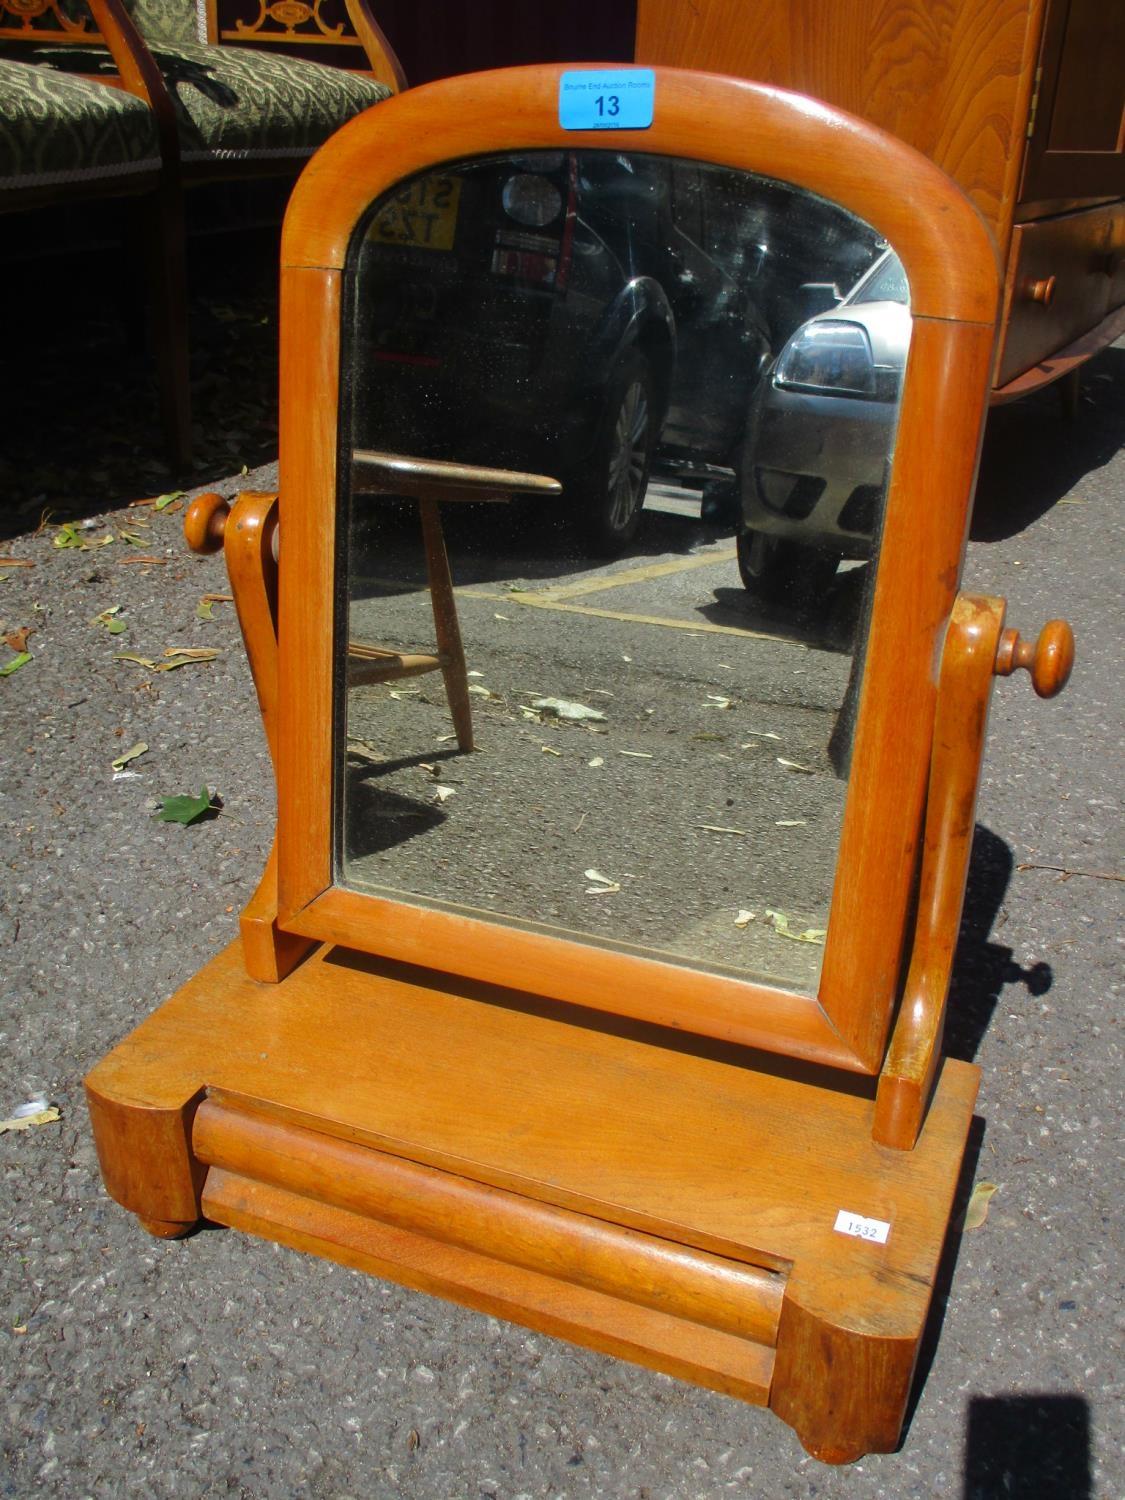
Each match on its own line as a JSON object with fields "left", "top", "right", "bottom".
{"left": 340, "top": 0, "right": 407, "bottom": 90}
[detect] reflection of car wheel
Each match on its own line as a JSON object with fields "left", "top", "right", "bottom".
{"left": 574, "top": 354, "right": 655, "bottom": 556}
{"left": 700, "top": 477, "right": 740, "bottom": 532}
{"left": 736, "top": 528, "right": 839, "bottom": 606}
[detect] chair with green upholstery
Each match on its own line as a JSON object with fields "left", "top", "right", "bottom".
{"left": 5, "top": 0, "right": 402, "bottom": 182}
{"left": 0, "top": 0, "right": 190, "bottom": 464}
{"left": 0, "top": 0, "right": 403, "bottom": 465}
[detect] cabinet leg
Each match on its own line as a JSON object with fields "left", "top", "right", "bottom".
{"left": 138, "top": 1215, "right": 198, "bottom": 1239}
{"left": 85, "top": 1079, "right": 206, "bottom": 1233}
{"left": 1057, "top": 368, "right": 1080, "bottom": 421}
{"left": 770, "top": 1293, "right": 918, "bottom": 1462}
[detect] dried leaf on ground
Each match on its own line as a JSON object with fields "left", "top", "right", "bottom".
{"left": 114, "top": 652, "right": 158, "bottom": 670}
{"left": 584, "top": 868, "right": 620, "bottom": 895}
{"left": 91, "top": 607, "right": 127, "bottom": 635}
{"left": 347, "top": 739, "right": 382, "bottom": 763}
{"left": 111, "top": 741, "right": 148, "bottom": 771}
{"left": 0, "top": 558, "right": 34, "bottom": 569}
{"left": 777, "top": 757, "right": 815, "bottom": 774}
{"left": 964, "top": 1180, "right": 999, "bottom": 1231}
{"left": 432, "top": 785, "right": 456, "bottom": 803}
{"left": 765, "top": 909, "right": 827, "bottom": 944}
{"left": 0, "top": 1105, "right": 61, "bottom": 1135}
{"left": 741, "top": 731, "right": 781, "bottom": 743}
{"left": 734, "top": 910, "right": 756, "bottom": 927}
{"left": 153, "top": 490, "right": 185, "bottom": 512}
{"left": 541, "top": 745, "right": 561, "bottom": 756}
{"left": 56, "top": 523, "right": 113, "bottom": 550}
{"left": 697, "top": 824, "right": 748, "bottom": 836}
{"left": 1017, "top": 861, "right": 1124, "bottom": 883}
{"left": 618, "top": 749, "right": 653, "bottom": 759}
{"left": 705, "top": 695, "right": 732, "bottom": 709}
{"left": 196, "top": 592, "right": 234, "bottom": 621}
{"left": 153, "top": 786, "right": 217, "bottom": 826}
{"left": 4, "top": 627, "right": 33, "bottom": 653}
{"left": 154, "top": 648, "right": 221, "bottom": 672}
{"left": 0, "top": 652, "right": 31, "bottom": 677}
{"left": 531, "top": 697, "right": 606, "bottom": 722}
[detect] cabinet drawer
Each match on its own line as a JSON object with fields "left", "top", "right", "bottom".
{"left": 996, "top": 202, "right": 1122, "bottom": 386}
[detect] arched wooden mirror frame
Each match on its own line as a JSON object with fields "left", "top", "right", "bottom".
{"left": 268, "top": 65, "right": 1001, "bottom": 1076}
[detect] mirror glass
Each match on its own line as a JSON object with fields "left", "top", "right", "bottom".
{"left": 333, "top": 150, "right": 910, "bottom": 993}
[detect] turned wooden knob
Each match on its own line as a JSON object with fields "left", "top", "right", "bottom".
{"left": 994, "top": 619, "right": 1074, "bottom": 697}
{"left": 184, "top": 491, "right": 230, "bottom": 554}
{"left": 1023, "top": 274, "right": 1056, "bottom": 307}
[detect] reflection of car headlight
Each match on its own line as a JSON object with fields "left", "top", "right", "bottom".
{"left": 773, "top": 320, "right": 878, "bottom": 397}
{"left": 501, "top": 173, "right": 563, "bottom": 228}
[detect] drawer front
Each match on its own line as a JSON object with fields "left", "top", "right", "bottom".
{"left": 997, "top": 202, "right": 1122, "bottom": 386}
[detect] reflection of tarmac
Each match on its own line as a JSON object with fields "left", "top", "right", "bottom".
{"left": 345, "top": 506, "right": 853, "bottom": 992}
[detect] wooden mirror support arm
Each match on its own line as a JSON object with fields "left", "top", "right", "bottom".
{"left": 186, "top": 491, "right": 282, "bottom": 752}
{"left": 185, "top": 491, "right": 314, "bottom": 982}
{"left": 874, "top": 603, "right": 1075, "bottom": 1150}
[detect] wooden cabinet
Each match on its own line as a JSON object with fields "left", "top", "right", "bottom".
{"left": 1020, "top": 0, "right": 1125, "bottom": 204}
{"left": 635, "top": 0, "right": 1125, "bottom": 397}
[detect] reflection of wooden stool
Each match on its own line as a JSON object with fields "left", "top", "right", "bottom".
{"left": 348, "top": 451, "right": 561, "bottom": 752}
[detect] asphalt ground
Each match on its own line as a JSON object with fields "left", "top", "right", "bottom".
{"left": 0, "top": 267, "right": 1121, "bottom": 1498}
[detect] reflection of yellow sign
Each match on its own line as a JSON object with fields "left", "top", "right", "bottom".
{"left": 367, "top": 176, "right": 461, "bottom": 250}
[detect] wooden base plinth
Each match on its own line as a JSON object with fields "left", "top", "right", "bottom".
{"left": 86, "top": 940, "right": 978, "bottom": 1463}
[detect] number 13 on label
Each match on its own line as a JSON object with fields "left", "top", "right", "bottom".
{"left": 559, "top": 70, "right": 655, "bottom": 131}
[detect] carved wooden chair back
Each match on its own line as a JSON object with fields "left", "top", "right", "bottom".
{"left": 201, "top": 0, "right": 405, "bottom": 88}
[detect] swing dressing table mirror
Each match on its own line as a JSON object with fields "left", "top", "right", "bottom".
{"left": 86, "top": 66, "right": 1074, "bottom": 1462}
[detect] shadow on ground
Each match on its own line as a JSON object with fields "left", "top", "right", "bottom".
{"left": 945, "top": 824, "right": 1052, "bottom": 1065}
{"left": 1, "top": 228, "right": 281, "bottom": 544}
{"left": 973, "top": 346, "right": 1125, "bottom": 541}
{"left": 962, "top": 1392, "right": 1092, "bottom": 1499}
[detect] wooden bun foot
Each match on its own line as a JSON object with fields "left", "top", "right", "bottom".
{"left": 137, "top": 1215, "right": 198, "bottom": 1239}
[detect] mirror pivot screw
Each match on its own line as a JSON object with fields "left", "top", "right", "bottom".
{"left": 184, "top": 492, "right": 230, "bottom": 554}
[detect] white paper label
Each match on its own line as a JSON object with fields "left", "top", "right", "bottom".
{"left": 834, "top": 1209, "right": 890, "bottom": 1244}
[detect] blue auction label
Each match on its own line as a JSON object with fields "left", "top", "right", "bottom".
{"left": 558, "top": 69, "right": 655, "bottom": 131}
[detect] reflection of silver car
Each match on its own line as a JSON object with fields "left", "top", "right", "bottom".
{"left": 737, "top": 250, "right": 909, "bottom": 601}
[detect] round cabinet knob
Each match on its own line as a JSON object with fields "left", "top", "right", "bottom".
{"left": 994, "top": 619, "right": 1075, "bottom": 697}
{"left": 1023, "top": 274, "right": 1056, "bottom": 307}
{"left": 184, "top": 492, "right": 230, "bottom": 554}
